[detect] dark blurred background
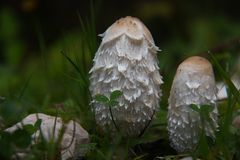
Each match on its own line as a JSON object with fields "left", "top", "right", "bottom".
{"left": 0, "top": 0, "right": 240, "bottom": 105}
{"left": 1, "top": 0, "right": 240, "bottom": 56}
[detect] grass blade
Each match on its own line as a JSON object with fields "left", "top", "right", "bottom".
{"left": 210, "top": 53, "right": 240, "bottom": 104}
{"left": 18, "top": 72, "right": 34, "bottom": 100}
{"left": 60, "top": 50, "right": 88, "bottom": 86}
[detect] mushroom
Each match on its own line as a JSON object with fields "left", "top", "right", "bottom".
{"left": 167, "top": 56, "right": 218, "bottom": 152}
{"left": 89, "top": 16, "right": 163, "bottom": 136}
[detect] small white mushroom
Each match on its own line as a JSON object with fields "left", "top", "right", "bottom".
{"left": 89, "top": 16, "right": 163, "bottom": 136}
{"left": 167, "top": 56, "right": 218, "bottom": 152}
{"left": 5, "top": 113, "right": 89, "bottom": 160}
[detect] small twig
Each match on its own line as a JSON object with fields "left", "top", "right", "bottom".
{"left": 109, "top": 105, "right": 120, "bottom": 133}
{"left": 138, "top": 110, "right": 156, "bottom": 137}
{"left": 52, "top": 112, "right": 59, "bottom": 140}
{"left": 61, "top": 121, "right": 76, "bottom": 150}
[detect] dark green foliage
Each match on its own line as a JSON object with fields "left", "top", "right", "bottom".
{"left": 110, "top": 90, "right": 123, "bottom": 100}
{"left": 0, "top": 118, "right": 42, "bottom": 159}
{"left": 0, "top": 100, "right": 27, "bottom": 126}
{"left": 94, "top": 95, "right": 109, "bottom": 104}
{"left": 94, "top": 90, "right": 123, "bottom": 108}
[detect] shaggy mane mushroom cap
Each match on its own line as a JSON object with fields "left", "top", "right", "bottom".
{"left": 90, "top": 16, "right": 162, "bottom": 137}
{"left": 168, "top": 56, "right": 218, "bottom": 152}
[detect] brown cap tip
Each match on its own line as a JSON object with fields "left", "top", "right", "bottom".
{"left": 102, "top": 16, "right": 154, "bottom": 44}
{"left": 177, "top": 56, "right": 214, "bottom": 76}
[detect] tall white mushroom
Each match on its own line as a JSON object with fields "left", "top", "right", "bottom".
{"left": 89, "top": 16, "right": 163, "bottom": 136}
{"left": 167, "top": 56, "right": 218, "bottom": 152}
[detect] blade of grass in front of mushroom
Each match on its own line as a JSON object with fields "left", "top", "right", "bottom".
{"left": 191, "top": 104, "right": 215, "bottom": 159}
{"left": 217, "top": 86, "right": 238, "bottom": 160}
{"left": 210, "top": 53, "right": 239, "bottom": 127}
{"left": 219, "top": 89, "right": 238, "bottom": 159}
{"left": 210, "top": 53, "right": 240, "bottom": 103}
{"left": 210, "top": 53, "right": 239, "bottom": 159}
